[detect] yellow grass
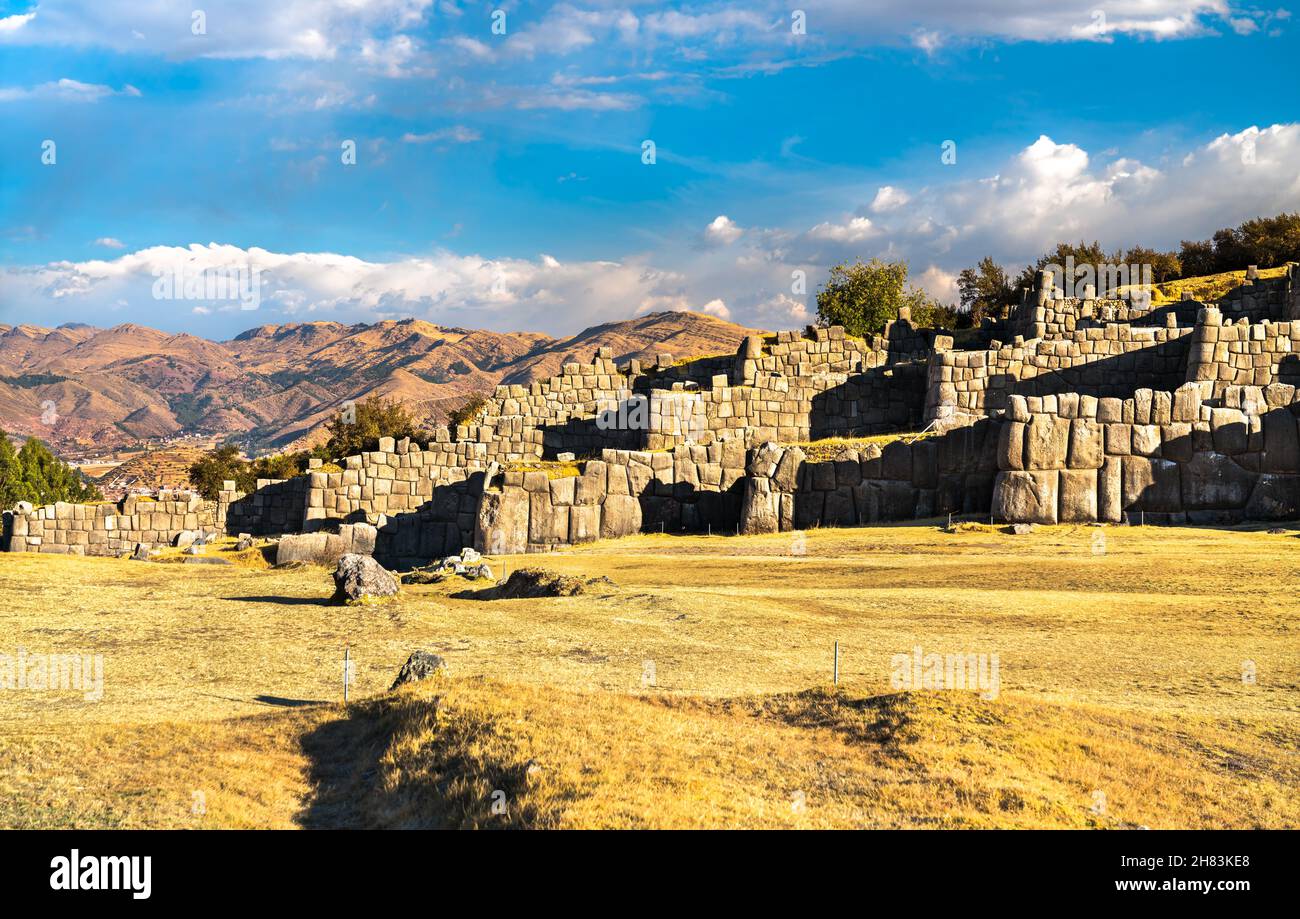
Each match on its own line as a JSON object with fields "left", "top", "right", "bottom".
{"left": 0, "top": 523, "right": 1297, "bottom": 828}
{"left": 795, "top": 431, "right": 937, "bottom": 460}
{"left": 1115, "top": 266, "right": 1289, "bottom": 304}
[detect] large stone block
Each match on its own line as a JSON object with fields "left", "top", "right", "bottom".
{"left": 575, "top": 462, "right": 607, "bottom": 505}
{"left": 568, "top": 504, "right": 601, "bottom": 543}
{"left": 1098, "top": 456, "right": 1123, "bottom": 522}
{"left": 1024, "top": 415, "right": 1069, "bottom": 470}
{"left": 474, "top": 487, "right": 529, "bottom": 554}
{"left": 1121, "top": 456, "right": 1182, "bottom": 512}
{"left": 823, "top": 487, "right": 856, "bottom": 526}
{"left": 600, "top": 494, "right": 642, "bottom": 539}
{"left": 1245, "top": 474, "right": 1300, "bottom": 520}
{"left": 1261, "top": 410, "right": 1300, "bottom": 473}
{"left": 1058, "top": 469, "right": 1098, "bottom": 522}
{"left": 773, "top": 446, "right": 804, "bottom": 492}
{"left": 1179, "top": 452, "right": 1256, "bottom": 510}
{"left": 1210, "top": 408, "right": 1249, "bottom": 455}
{"left": 996, "top": 421, "right": 1026, "bottom": 471}
{"left": 1067, "top": 419, "right": 1104, "bottom": 469}
{"left": 740, "top": 478, "right": 779, "bottom": 535}
{"left": 992, "top": 470, "right": 1058, "bottom": 524}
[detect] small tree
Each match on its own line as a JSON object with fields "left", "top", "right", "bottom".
{"left": 318, "top": 396, "right": 425, "bottom": 461}
{"left": 447, "top": 393, "right": 489, "bottom": 429}
{"left": 957, "top": 257, "right": 1015, "bottom": 325}
{"left": 816, "top": 259, "right": 909, "bottom": 338}
{"left": 188, "top": 444, "right": 250, "bottom": 500}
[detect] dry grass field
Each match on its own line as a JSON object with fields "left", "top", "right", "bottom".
{"left": 1, "top": 522, "right": 1296, "bottom": 828}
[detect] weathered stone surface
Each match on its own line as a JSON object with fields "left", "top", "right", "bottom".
{"left": 747, "top": 442, "right": 784, "bottom": 478}
{"left": 773, "top": 446, "right": 804, "bottom": 492}
{"left": 474, "top": 487, "right": 529, "bottom": 555}
{"left": 1131, "top": 425, "right": 1162, "bottom": 457}
{"left": 992, "top": 470, "right": 1058, "bottom": 524}
{"left": 1246, "top": 474, "right": 1300, "bottom": 519}
{"left": 1180, "top": 452, "right": 1257, "bottom": 510}
{"left": 276, "top": 532, "right": 347, "bottom": 566}
{"left": 1067, "top": 419, "right": 1104, "bottom": 469}
{"left": 1211, "top": 408, "right": 1249, "bottom": 455}
{"left": 1098, "top": 456, "right": 1123, "bottom": 522}
{"left": 1024, "top": 415, "right": 1069, "bottom": 470}
{"left": 568, "top": 504, "right": 600, "bottom": 543}
{"left": 1121, "top": 456, "right": 1182, "bottom": 512}
{"left": 600, "top": 494, "right": 642, "bottom": 539}
{"left": 740, "top": 478, "right": 779, "bottom": 535}
{"left": 331, "top": 553, "right": 399, "bottom": 604}
{"left": 389, "top": 651, "right": 447, "bottom": 689}
{"left": 1261, "top": 410, "right": 1300, "bottom": 473}
{"left": 1058, "top": 469, "right": 1098, "bottom": 522}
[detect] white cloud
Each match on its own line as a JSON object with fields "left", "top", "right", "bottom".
{"left": 4, "top": 242, "right": 699, "bottom": 335}
{"left": 9, "top": 124, "right": 1300, "bottom": 337}
{"left": 805, "top": 216, "right": 875, "bottom": 243}
{"left": 700, "top": 298, "right": 731, "bottom": 318}
{"left": 0, "top": 78, "right": 138, "bottom": 103}
{"left": 704, "top": 215, "right": 744, "bottom": 245}
{"left": 401, "top": 125, "right": 482, "bottom": 144}
{"left": 0, "top": 0, "right": 435, "bottom": 61}
{"left": 870, "top": 186, "right": 911, "bottom": 213}
{"left": 94, "top": 237, "right": 126, "bottom": 249}
{"left": 0, "top": 12, "right": 34, "bottom": 35}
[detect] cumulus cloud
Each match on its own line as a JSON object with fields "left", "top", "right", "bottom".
{"left": 8, "top": 124, "right": 1300, "bottom": 336}
{"left": 704, "top": 215, "right": 744, "bottom": 245}
{"left": 3, "top": 243, "right": 699, "bottom": 335}
{"left": 870, "top": 186, "right": 911, "bottom": 213}
{"left": 805, "top": 216, "right": 875, "bottom": 243}
{"left": 94, "top": 237, "right": 126, "bottom": 249}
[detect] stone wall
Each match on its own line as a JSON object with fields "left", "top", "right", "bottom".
{"left": 4, "top": 493, "right": 219, "bottom": 556}
{"left": 473, "top": 442, "right": 748, "bottom": 555}
{"left": 467, "top": 320, "right": 937, "bottom": 460}
{"left": 738, "top": 422, "right": 1001, "bottom": 534}
{"left": 991, "top": 384, "right": 1300, "bottom": 525}
{"left": 1185, "top": 306, "right": 1300, "bottom": 398}
{"left": 219, "top": 476, "right": 309, "bottom": 536}
{"left": 927, "top": 323, "right": 1193, "bottom": 427}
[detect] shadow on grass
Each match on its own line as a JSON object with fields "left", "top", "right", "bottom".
{"left": 293, "top": 687, "right": 544, "bottom": 829}
{"left": 220, "top": 595, "right": 331, "bottom": 606}
{"left": 254, "top": 695, "right": 326, "bottom": 708}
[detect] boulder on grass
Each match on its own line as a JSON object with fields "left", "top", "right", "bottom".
{"left": 331, "top": 553, "right": 399, "bottom": 604}
{"left": 389, "top": 650, "right": 447, "bottom": 690}
{"left": 481, "top": 567, "right": 594, "bottom": 599}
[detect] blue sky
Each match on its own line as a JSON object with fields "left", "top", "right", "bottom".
{"left": 1, "top": 1, "right": 1298, "bottom": 338}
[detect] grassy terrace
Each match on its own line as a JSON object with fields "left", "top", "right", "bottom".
{"left": 1, "top": 522, "right": 1296, "bottom": 828}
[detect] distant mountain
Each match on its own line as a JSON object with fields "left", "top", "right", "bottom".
{"left": 0, "top": 312, "right": 761, "bottom": 453}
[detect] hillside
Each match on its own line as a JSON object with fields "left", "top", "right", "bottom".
{"left": 0, "top": 313, "right": 760, "bottom": 453}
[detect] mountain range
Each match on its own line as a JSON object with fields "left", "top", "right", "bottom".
{"left": 0, "top": 311, "right": 760, "bottom": 454}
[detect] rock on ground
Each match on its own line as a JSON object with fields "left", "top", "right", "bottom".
{"left": 331, "top": 553, "right": 399, "bottom": 604}
{"left": 389, "top": 651, "right": 448, "bottom": 690}
{"left": 481, "top": 568, "right": 612, "bottom": 599}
